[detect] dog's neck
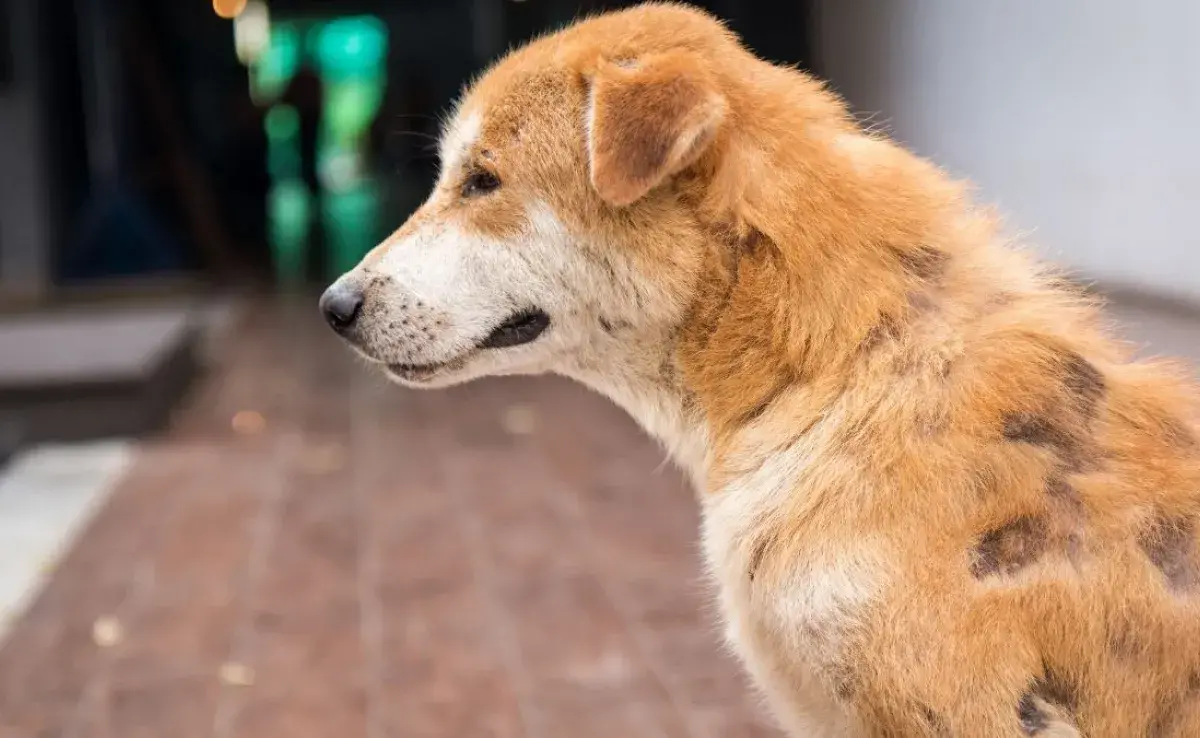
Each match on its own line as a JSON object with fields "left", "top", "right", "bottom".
{"left": 567, "top": 223, "right": 946, "bottom": 495}
{"left": 566, "top": 334, "right": 712, "bottom": 490}
{"left": 570, "top": 122, "right": 978, "bottom": 493}
{"left": 666, "top": 119, "right": 976, "bottom": 468}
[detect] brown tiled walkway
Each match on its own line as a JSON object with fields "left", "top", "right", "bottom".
{"left": 0, "top": 299, "right": 776, "bottom": 737}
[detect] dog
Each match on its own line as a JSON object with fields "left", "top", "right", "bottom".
{"left": 319, "top": 4, "right": 1200, "bottom": 735}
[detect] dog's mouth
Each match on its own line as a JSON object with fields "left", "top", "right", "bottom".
{"left": 387, "top": 355, "right": 469, "bottom": 382}
{"left": 387, "top": 308, "right": 551, "bottom": 383}
{"left": 478, "top": 308, "right": 551, "bottom": 350}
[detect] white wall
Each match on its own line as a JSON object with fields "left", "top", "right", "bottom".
{"left": 817, "top": 0, "right": 1200, "bottom": 301}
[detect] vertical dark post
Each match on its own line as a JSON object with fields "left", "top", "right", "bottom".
{"left": 0, "top": 0, "right": 54, "bottom": 299}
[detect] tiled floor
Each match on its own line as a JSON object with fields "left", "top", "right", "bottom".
{"left": 0, "top": 297, "right": 775, "bottom": 738}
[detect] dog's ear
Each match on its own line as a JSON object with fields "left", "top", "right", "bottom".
{"left": 586, "top": 51, "right": 726, "bottom": 207}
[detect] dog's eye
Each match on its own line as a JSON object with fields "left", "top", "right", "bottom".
{"left": 461, "top": 169, "right": 501, "bottom": 198}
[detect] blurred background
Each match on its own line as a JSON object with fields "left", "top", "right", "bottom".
{"left": 0, "top": 0, "right": 1196, "bottom": 735}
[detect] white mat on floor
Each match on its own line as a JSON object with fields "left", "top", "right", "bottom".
{"left": 0, "top": 441, "right": 134, "bottom": 640}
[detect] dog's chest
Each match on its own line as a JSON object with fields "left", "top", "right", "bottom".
{"left": 699, "top": 463, "right": 884, "bottom": 737}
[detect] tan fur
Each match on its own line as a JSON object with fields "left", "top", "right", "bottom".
{"left": 328, "top": 4, "right": 1200, "bottom": 735}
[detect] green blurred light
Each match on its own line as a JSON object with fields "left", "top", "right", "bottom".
{"left": 268, "top": 179, "right": 312, "bottom": 283}
{"left": 264, "top": 104, "right": 302, "bottom": 180}
{"left": 315, "top": 16, "right": 387, "bottom": 78}
{"left": 305, "top": 23, "right": 326, "bottom": 59}
{"left": 266, "top": 145, "right": 302, "bottom": 182}
{"left": 264, "top": 104, "right": 300, "bottom": 141}
{"left": 251, "top": 22, "right": 301, "bottom": 103}
{"left": 246, "top": 14, "right": 391, "bottom": 285}
{"left": 324, "top": 75, "right": 385, "bottom": 142}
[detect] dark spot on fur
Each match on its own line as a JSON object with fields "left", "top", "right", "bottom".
{"left": 709, "top": 221, "right": 768, "bottom": 255}
{"left": 1003, "top": 413, "right": 1071, "bottom": 448}
{"left": 892, "top": 244, "right": 949, "bottom": 283}
{"left": 921, "top": 705, "right": 951, "bottom": 736}
{"left": 1044, "top": 475, "right": 1079, "bottom": 504}
{"left": 601, "top": 317, "right": 635, "bottom": 335}
{"left": 1018, "top": 693, "right": 1048, "bottom": 734}
{"left": 971, "top": 516, "right": 1048, "bottom": 578}
{"left": 685, "top": 221, "right": 766, "bottom": 354}
{"left": 657, "top": 348, "right": 698, "bottom": 414}
{"left": 598, "top": 255, "right": 619, "bottom": 284}
{"left": 710, "top": 222, "right": 771, "bottom": 269}
{"left": 680, "top": 390, "right": 698, "bottom": 414}
{"left": 1139, "top": 513, "right": 1200, "bottom": 593}
{"left": 746, "top": 227, "right": 769, "bottom": 254}
{"left": 1002, "top": 413, "right": 1094, "bottom": 472}
{"left": 860, "top": 312, "right": 902, "bottom": 353}
{"left": 657, "top": 351, "right": 676, "bottom": 383}
{"left": 1019, "top": 666, "right": 1079, "bottom": 734}
{"left": 1035, "top": 665, "right": 1080, "bottom": 712}
{"left": 1001, "top": 350, "right": 1106, "bottom": 470}
{"left": 747, "top": 537, "right": 770, "bottom": 582}
{"left": 828, "top": 663, "right": 857, "bottom": 701}
{"left": 1060, "top": 352, "right": 1106, "bottom": 417}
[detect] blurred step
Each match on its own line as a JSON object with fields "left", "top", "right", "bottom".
{"left": 0, "top": 416, "right": 19, "bottom": 469}
{"left": 0, "top": 307, "right": 202, "bottom": 443}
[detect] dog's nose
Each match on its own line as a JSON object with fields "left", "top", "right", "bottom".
{"left": 319, "top": 283, "right": 364, "bottom": 332}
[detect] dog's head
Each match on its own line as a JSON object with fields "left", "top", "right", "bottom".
{"left": 321, "top": 4, "right": 744, "bottom": 388}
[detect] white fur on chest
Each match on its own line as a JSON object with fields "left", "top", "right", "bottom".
{"left": 699, "top": 439, "right": 888, "bottom": 737}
